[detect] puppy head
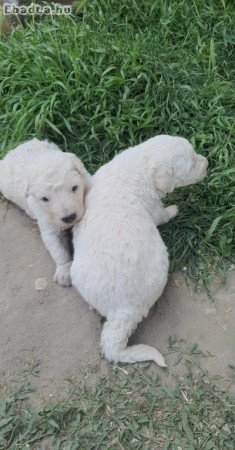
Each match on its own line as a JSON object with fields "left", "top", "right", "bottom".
{"left": 27, "top": 153, "right": 91, "bottom": 228}
{"left": 151, "top": 137, "right": 208, "bottom": 194}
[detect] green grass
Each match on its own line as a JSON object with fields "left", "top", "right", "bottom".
{"left": 0, "top": 0, "right": 234, "bottom": 285}
{"left": 0, "top": 361, "right": 234, "bottom": 449}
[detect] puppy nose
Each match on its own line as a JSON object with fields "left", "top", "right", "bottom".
{"left": 61, "top": 213, "right": 77, "bottom": 224}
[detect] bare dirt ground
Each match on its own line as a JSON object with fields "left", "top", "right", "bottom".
{"left": 0, "top": 200, "right": 234, "bottom": 401}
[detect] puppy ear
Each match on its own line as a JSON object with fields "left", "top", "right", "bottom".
{"left": 69, "top": 154, "right": 91, "bottom": 192}
{"left": 152, "top": 166, "right": 175, "bottom": 193}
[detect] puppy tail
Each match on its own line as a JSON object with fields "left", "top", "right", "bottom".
{"left": 101, "top": 313, "right": 166, "bottom": 367}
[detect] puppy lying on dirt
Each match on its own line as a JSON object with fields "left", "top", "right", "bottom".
{"left": 71, "top": 135, "right": 208, "bottom": 366}
{"left": 0, "top": 138, "right": 90, "bottom": 286}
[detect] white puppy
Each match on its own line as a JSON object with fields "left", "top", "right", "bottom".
{"left": 0, "top": 138, "right": 90, "bottom": 286}
{"left": 71, "top": 135, "right": 208, "bottom": 366}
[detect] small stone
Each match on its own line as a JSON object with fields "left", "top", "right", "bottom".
{"left": 222, "top": 424, "right": 231, "bottom": 434}
{"left": 205, "top": 308, "right": 217, "bottom": 316}
{"left": 35, "top": 277, "right": 47, "bottom": 291}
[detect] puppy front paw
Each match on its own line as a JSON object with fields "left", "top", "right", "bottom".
{"left": 54, "top": 262, "right": 72, "bottom": 287}
{"left": 166, "top": 204, "right": 179, "bottom": 220}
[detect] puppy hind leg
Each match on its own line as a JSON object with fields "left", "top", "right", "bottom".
{"left": 165, "top": 205, "right": 178, "bottom": 221}
{"left": 101, "top": 312, "right": 166, "bottom": 367}
{"left": 156, "top": 205, "right": 178, "bottom": 226}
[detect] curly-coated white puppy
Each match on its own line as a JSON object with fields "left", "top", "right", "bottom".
{"left": 0, "top": 138, "right": 90, "bottom": 286}
{"left": 71, "top": 135, "right": 208, "bottom": 366}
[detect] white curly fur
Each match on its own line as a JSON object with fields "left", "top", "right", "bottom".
{"left": 71, "top": 135, "right": 208, "bottom": 366}
{"left": 0, "top": 138, "right": 90, "bottom": 286}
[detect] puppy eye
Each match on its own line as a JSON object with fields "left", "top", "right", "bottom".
{"left": 41, "top": 197, "right": 49, "bottom": 202}
{"left": 72, "top": 185, "right": 78, "bottom": 192}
